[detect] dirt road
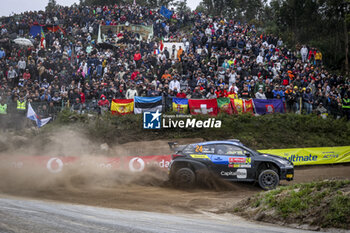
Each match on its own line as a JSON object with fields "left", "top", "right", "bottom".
{"left": 0, "top": 197, "right": 318, "bottom": 233}
{"left": 0, "top": 159, "right": 349, "bottom": 214}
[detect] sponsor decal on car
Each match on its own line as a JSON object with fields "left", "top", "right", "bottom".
{"left": 190, "top": 154, "right": 210, "bottom": 159}
{"left": 229, "top": 164, "right": 251, "bottom": 168}
{"left": 229, "top": 157, "right": 246, "bottom": 163}
{"left": 220, "top": 169, "right": 247, "bottom": 178}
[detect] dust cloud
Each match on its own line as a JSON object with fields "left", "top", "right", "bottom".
{"left": 0, "top": 127, "right": 259, "bottom": 213}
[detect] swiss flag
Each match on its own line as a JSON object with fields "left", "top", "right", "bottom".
{"left": 189, "top": 99, "right": 218, "bottom": 116}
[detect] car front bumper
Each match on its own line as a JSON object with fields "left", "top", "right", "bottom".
{"left": 280, "top": 166, "right": 294, "bottom": 181}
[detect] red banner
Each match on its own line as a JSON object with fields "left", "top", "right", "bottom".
{"left": 188, "top": 99, "right": 218, "bottom": 116}
{"left": 0, "top": 155, "right": 172, "bottom": 174}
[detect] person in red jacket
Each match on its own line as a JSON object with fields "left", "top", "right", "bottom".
{"left": 134, "top": 50, "right": 142, "bottom": 68}
{"left": 98, "top": 94, "right": 110, "bottom": 115}
{"left": 131, "top": 69, "right": 140, "bottom": 80}
{"left": 215, "top": 85, "right": 228, "bottom": 98}
{"left": 79, "top": 88, "right": 85, "bottom": 104}
{"left": 176, "top": 89, "right": 186, "bottom": 98}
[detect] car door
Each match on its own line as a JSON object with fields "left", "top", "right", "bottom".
{"left": 183, "top": 143, "right": 216, "bottom": 167}
{"left": 210, "top": 144, "right": 253, "bottom": 180}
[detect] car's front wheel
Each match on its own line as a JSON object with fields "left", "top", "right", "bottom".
{"left": 258, "top": 169, "right": 279, "bottom": 190}
{"left": 174, "top": 167, "right": 195, "bottom": 188}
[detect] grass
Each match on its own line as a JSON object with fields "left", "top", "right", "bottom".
{"left": 239, "top": 180, "right": 350, "bottom": 229}
{"left": 40, "top": 111, "right": 350, "bottom": 150}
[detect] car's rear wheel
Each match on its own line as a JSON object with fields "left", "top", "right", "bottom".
{"left": 258, "top": 169, "right": 279, "bottom": 190}
{"left": 174, "top": 168, "right": 195, "bottom": 188}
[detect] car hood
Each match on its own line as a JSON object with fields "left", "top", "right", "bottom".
{"left": 258, "top": 153, "right": 292, "bottom": 164}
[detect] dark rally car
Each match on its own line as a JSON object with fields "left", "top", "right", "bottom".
{"left": 168, "top": 140, "right": 294, "bottom": 190}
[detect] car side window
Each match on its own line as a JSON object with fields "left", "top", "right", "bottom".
{"left": 215, "top": 144, "right": 247, "bottom": 156}
{"left": 183, "top": 144, "right": 215, "bottom": 154}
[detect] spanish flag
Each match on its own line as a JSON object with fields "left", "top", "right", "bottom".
{"left": 172, "top": 98, "right": 188, "bottom": 114}
{"left": 111, "top": 99, "right": 134, "bottom": 115}
{"left": 230, "top": 98, "right": 254, "bottom": 114}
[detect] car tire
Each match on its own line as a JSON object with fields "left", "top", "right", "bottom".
{"left": 258, "top": 169, "right": 279, "bottom": 190}
{"left": 174, "top": 168, "right": 195, "bottom": 188}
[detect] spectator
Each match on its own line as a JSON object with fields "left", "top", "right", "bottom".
{"left": 71, "top": 98, "right": 82, "bottom": 114}
{"left": 98, "top": 94, "right": 110, "bottom": 115}
{"left": 303, "top": 88, "right": 314, "bottom": 115}
{"left": 255, "top": 88, "right": 267, "bottom": 99}
{"left": 126, "top": 85, "right": 138, "bottom": 99}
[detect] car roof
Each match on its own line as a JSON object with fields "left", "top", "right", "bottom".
{"left": 193, "top": 140, "right": 243, "bottom": 146}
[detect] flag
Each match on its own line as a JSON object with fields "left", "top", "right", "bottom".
{"left": 227, "top": 93, "right": 238, "bottom": 99}
{"left": 160, "top": 6, "right": 173, "bottom": 19}
{"left": 188, "top": 99, "right": 218, "bottom": 116}
{"left": 172, "top": 98, "right": 188, "bottom": 113}
{"left": 230, "top": 98, "right": 254, "bottom": 114}
{"left": 111, "top": 99, "right": 134, "bottom": 115}
{"left": 217, "top": 98, "right": 233, "bottom": 114}
{"left": 40, "top": 27, "right": 46, "bottom": 49}
{"left": 244, "top": 99, "right": 254, "bottom": 113}
{"left": 29, "top": 25, "right": 42, "bottom": 38}
{"left": 27, "top": 103, "right": 51, "bottom": 128}
{"left": 160, "top": 37, "right": 164, "bottom": 51}
{"left": 134, "top": 96, "right": 162, "bottom": 114}
{"left": 253, "top": 99, "right": 285, "bottom": 115}
{"left": 45, "top": 25, "right": 65, "bottom": 34}
{"left": 231, "top": 98, "right": 244, "bottom": 114}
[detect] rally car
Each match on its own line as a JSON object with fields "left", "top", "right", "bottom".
{"left": 168, "top": 140, "right": 294, "bottom": 190}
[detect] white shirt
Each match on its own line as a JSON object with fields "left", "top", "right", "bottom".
{"left": 255, "top": 92, "right": 267, "bottom": 99}
{"left": 126, "top": 89, "right": 138, "bottom": 99}
{"left": 301, "top": 47, "right": 308, "bottom": 55}
{"left": 169, "top": 80, "right": 180, "bottom": 91}
{"left": 256, "top": 55, "right": 264, "bottom": 64}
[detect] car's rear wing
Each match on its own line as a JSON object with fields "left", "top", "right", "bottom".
{"left": 168, "top": 142, "right": 187, "bottom": 152}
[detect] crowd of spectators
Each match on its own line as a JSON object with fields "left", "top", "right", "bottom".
{"left": 0, "top": 3, "right": 349, "bottom": 123}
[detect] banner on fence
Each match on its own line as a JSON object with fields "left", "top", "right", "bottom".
{"left": 258, "top": 146, "right": 350, "bottom": 165}
{"left": 217, "top": 97, "right": 233, "bottom": 114}
{"left": 253, "top": 99, "right": 285, "bottom": 115}
{"left": 172, "top": 98, "right": 188, "bottom": 113}
{"left": 231, "top": 98, "right": 254, "bottom": 114}
{"left": 189, "top": 98, "right": 218, "bottom": 116}
{"left": 134, "top": 96, "right": 162, "bottom": 114}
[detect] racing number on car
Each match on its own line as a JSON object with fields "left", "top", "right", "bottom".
{"left": 195, "top": 145, "right": 203, "bottom": 153}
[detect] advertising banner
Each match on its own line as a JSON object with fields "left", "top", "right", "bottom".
{"left": 0, "top": 155, "right": 171, "bottom": 174}
{"left": 258, "top": 146, "right": 350, "bottom": 166}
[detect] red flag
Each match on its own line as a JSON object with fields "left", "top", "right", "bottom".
{"left": 160, "top": 38, "right": 164, "bottom": 51}
{"left": 189, "top": 99, "right": 218, "bottom": 116}
{"left": 244, "top": 99, "right": 254, "bottom": 113}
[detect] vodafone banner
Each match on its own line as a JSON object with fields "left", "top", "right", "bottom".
{"left": 0, "top": 155, "right": 172, "bottom": 174}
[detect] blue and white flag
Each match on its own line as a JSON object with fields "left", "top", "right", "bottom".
{"left": 27, "top": 103, "right": 52, "bottom": 128}
{"left": 160, "top": 6, "right": 173, "bottom": 19}
{"left": 134, "top": 96, "right": 162, "bottom": 114}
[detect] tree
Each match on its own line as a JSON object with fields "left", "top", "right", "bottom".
{"left": 46, "top": 0, "right": 57, "bottom": 11}
{"left": 175, "top": 0, "right": 191, "bottom": 13}
{"left": 260, "top": 0, "right": 350, "bottom": 73}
